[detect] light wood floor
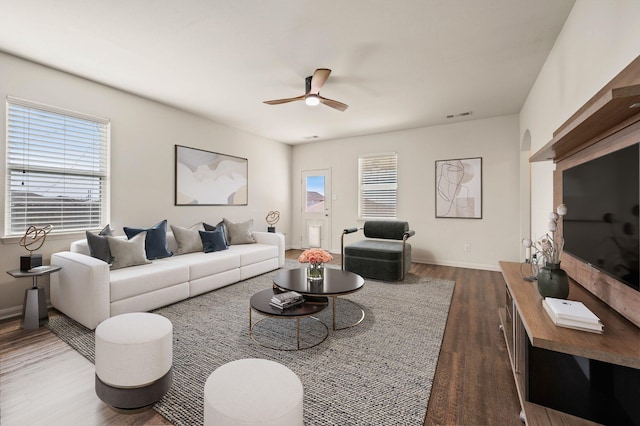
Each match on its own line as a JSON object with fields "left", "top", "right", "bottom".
{"left": 0, "top": 251, "right": 521, "bottom": 425}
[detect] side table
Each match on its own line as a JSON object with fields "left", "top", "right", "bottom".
{"left": 7, "top": 265, "right": 61, "bottom": 331}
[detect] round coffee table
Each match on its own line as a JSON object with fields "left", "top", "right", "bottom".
{"left": 249, "top": 288, "right": 328, "bottom": 350}
{"left": 273, "top": 267, "right": 365, "bottom": 330}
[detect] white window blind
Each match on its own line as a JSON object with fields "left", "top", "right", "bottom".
{"left": 358, "top": 152, "right": 398, "bottom": 219}
{"left": 5, "top": 97, "right": 110, "bottom": 236}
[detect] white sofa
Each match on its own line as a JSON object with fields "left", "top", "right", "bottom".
{"left": 50, "top": 231, "right": 284, "bottom": 330}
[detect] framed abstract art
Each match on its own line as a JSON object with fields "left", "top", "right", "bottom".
{"left": 175, "top": 145, "right": 248, "bottom": 206}
{"left": 435, "top": 157, "right": 482, "bottom": 219}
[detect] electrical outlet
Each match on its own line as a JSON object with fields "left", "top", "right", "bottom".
{"left": 464, "top": 244, "right": 470, "bottom": 252}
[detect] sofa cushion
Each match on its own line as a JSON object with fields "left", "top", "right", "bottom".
{"left": 106, "top": 232, "right": 152, "bottom": 270}
{"left": 228, "top": 243, "right": 278, "bottom": 266}
{"left": 86, "top": 224, "right": 113, "bottom": 263}
{"left": 199, "top": 228, "right": 228, "bottom": 253}
{"left": 223, "top": 218, "right": 256, "bottom": 245}
{"left": 124, "top": 220, "right": 173, "bottom": 260}
{"left": 166, "top": 251, "right": 240, "bottom": 281}
{"left": 171, "top": 224, "right": 203, "bottom": 255}
{"left": 109, "top": 260, "right": 189, "bottom": 302}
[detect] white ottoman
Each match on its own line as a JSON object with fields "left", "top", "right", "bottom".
{"left": 204, "top": 358, "right": 303, "bottom": 426}
{"left": 95, "top": 312, "right": 173, "bottom": 409}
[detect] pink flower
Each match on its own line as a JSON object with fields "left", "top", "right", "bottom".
{"left": 298, "top": 248, "right": 333, "bottom": 264}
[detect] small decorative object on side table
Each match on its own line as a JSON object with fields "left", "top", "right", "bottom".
{"left": 7, "top": 264, "right": 61, "bottom": 330}
{"left": 18, "top": 224, "right": 53, "bottom": 271}
{"left": 265, "top": 210, "right": 280, "bottom": 233}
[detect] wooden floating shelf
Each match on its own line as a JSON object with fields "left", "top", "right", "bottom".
{"left": 531, "top": 84, "right": 640, "bottom": 162}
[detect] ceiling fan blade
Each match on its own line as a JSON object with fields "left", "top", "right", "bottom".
{"left": 319, "top": 96, "right": 348, "bottom": 111}
{"left": 310, "top": 68, "right": 331, "bottom": 94}
{"left": 263, "top": 95, "right": 305, "bottom": 105}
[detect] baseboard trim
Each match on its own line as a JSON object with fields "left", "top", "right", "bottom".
{"left": 0, "top": 300, "right": 52, "bottom": 322}
{"left": 0, "top": 305, "right": 23, "bottom": 321}
{"left": 413, "top": 258, "right": 501, "bottom": 272}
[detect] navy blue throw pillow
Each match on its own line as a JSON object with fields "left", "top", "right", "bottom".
{"left": 203, "top": 221, "right": 229, "bottom": 246}
{"left": 123, "top": 220, "right": 173, "bottom": 260}
{"left": 199, "top": 228, "right": 228, "bottom": 253}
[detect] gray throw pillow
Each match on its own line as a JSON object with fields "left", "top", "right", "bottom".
{"left": 86, "top": 224, "right": 113, "bottom": 263}
{"left": 222, "top": 218, "right": 256, "bottom": 245}
{"left": 106, "top": 232, "right": 151, "bottom": 270}
{"left": 170, "top": 224, "right": 203, "bottom": 255}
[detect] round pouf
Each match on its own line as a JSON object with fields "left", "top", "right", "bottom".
{"left": 204, "top": 358, "right": 303, "bottom": 426}
{"left": 95, "top": 312, "right": 173, "bottom": 409}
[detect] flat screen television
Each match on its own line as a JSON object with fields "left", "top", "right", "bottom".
{"left": 562, "top": 142, "right": 639, "bottom": 292}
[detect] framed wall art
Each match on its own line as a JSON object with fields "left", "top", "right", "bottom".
{"left": 175, "top": 145, "right": 248, "bottom": 206}
{"left": 435, "top": 157, "right": 482, "bottom": 219}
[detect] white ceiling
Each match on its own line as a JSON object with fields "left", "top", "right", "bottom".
{"left": 0, "top": 0, "right": 575, "bottom": 144}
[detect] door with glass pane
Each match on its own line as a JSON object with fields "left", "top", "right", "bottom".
{"left": 301, "top": 169, "right": 331, "bottom": 250}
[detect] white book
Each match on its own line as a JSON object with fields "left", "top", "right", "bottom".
{"left": 271, "top": 291, "right": 302, "bottom": 304}
{"left": 543, "top": 297, "right": 602, "bottom": 325}
{"left": 542, "top": 300, "right": 603, "bottom": 334}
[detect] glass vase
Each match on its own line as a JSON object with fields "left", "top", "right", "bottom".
{"left": 537, "top": 262, "right": 569, "bottom": 299}
{"left": 307, "top": 263, "right": 324, "bottom": 283}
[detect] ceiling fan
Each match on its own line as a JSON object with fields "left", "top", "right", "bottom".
{"left": 263, "top": 68, "right": 348, "bottom": 112}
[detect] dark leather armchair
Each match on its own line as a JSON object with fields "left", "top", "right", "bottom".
{"left": 341, "top": 221, "right": 415, "bottom": 281}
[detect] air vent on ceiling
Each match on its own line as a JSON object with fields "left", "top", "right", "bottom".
{"left": 446, "top": 111, "right": 472, "bottom": 119}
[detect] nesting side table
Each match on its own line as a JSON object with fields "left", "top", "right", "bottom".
{"left": 7, "top": 265, "right": 61, "bottom": 331}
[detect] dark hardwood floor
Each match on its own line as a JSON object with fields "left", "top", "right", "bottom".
{"left": 0, "top": 251, "right": 521, "bottom": 425}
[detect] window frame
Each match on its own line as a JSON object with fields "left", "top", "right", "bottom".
{"left": 4, "top": 96, "right": 111, "bottom": 237}
{"left": 358, "top": 152, "right": 398, "bottom": 220}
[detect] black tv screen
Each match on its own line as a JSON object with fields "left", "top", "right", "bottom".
{"left": 562, "top": 143, "right": 639, "bottom": 291}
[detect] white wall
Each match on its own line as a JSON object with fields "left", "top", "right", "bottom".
{"left": 0, "top": 52, "right": 291, "bottom": 317}
{"left": 520, "top": 0, "right": 640, "bottom": 241}
{"left": 291, "top": 115, "right": 521, "bottom": 271}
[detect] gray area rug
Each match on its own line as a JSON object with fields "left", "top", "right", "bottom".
{"left": 46, "top": 262, "right": 455, "bottom": 425}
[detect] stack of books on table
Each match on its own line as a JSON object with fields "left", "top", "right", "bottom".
{"left": 542, "top": 297, "right": 604, "bottom": 334}
{"left": 270, "top": 291, "right": 304, "bottom": 310}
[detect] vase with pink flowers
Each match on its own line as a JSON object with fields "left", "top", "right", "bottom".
{"left": 298, "top": 248, "right": 333, "bottom": 282}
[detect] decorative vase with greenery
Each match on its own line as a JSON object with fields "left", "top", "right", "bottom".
{"left": 523, "top": 204, "right": 570, "bottom": 299}
{"left": 298, "top": 248, "right": 333, "bottom": 282}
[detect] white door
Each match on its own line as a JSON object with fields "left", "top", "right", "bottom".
{"left": 301, "top": 169, "right": 331, "bottom": 250}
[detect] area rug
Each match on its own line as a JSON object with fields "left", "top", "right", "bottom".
{"left": 46, "top": 262, "right": 455, "bottom": 425}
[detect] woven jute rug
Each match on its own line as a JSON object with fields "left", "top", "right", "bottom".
{"left": 47, "top": 262, "right": 454, "bottom": 425}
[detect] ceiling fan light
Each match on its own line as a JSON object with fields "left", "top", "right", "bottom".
{"left": 305, "top": 95, "right": 320, "bottom": 106}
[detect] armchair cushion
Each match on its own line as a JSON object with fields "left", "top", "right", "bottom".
{"left": 363, "top": 221, "right": 409, "bottom": 240}
{"left": 343, "top": 240, "right": 408, "bottom": 261}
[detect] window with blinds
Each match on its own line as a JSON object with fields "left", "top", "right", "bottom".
{"left": 358, "top": 152, "right": 398, "bottom": 219}
{"left": 5, "top": 97, "right": 110, "bottom": 237}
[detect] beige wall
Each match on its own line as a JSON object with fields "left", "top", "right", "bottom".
{"left": 520, "top": 0, "right": 640, "bottom": 241}
{"left": 291, "top": 115, "right": 521, "bottom": 271}
{"left": 0, "top": 52, "right": 291, "bottom": 317}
